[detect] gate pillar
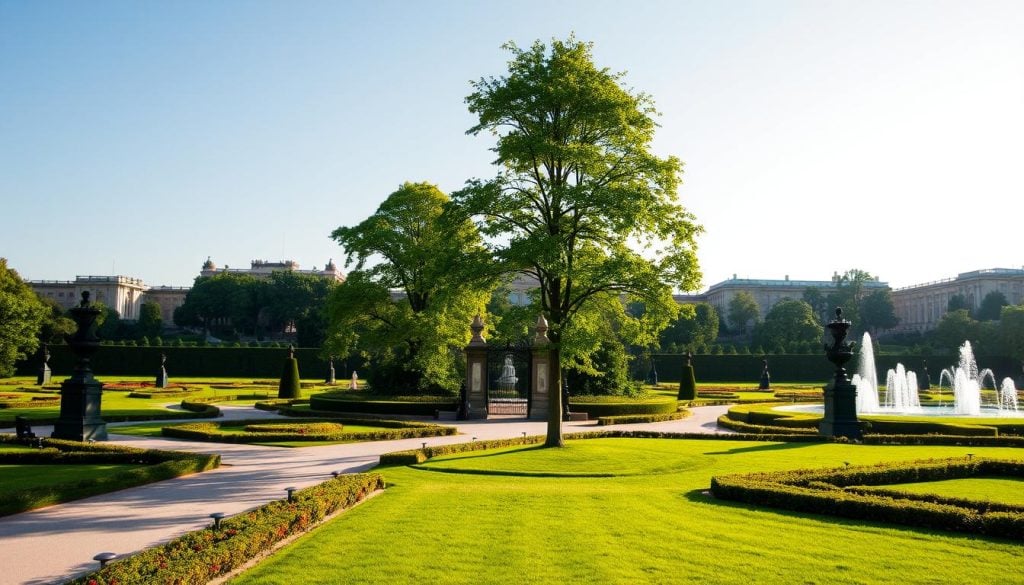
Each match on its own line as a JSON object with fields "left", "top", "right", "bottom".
{"left": 529, "top": 314, "right": 551, "bottom": 420}
{"left": 464, "top": 315, "right": 489, "bottom": 419}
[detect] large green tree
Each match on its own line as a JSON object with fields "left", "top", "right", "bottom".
{"left": 998, "top": 305, "right": 1024, "bottom": 363}
{"left": 137, "top": 301, "right": 163, "bottom": 338}
{"left": 452, "top": 38, "right": 702, "bottom": 446}
{"left": 859, "top": 288, "right": 899, "bottom": 335}
{"left": 0, "top": 259, "right": 48, "bottom": 377}
{"left": 36, "top": 296, "right": 76, "bottom": 344}
{"left": 977, "top": 291, "right": 1009, "bottom": 321}
{"left": 934, "top": 309, "right": 978, "bottom": 353}
{"left": 727, "top": 291, "right": 760, "bottom": 334}
{"left": 327, "top": 182, "right": 492, "bottom": 392}
{"left": 753, "top": 299, "right": 821, "bottom": 352}
{"left": 660, "top": 303, "right": 719, "bottom": 352}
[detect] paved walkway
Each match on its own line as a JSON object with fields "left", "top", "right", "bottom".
{"left": 0, "top": 405, "right": 732, "bottom": 585}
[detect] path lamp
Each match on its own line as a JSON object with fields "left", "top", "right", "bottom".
{"left": 331, "top": 471, "right": 341, "bottom": 478}
{"left": 93, "top": 552, "right": 117, "bottom": 568}
{"left": 209, "top": 512, "right": 226, "bottom": 530}
{"left": 285, "top": 486, "right": 297, "bottom": 503}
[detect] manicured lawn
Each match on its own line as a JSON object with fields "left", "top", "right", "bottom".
{"left": 0, "top": 376, "right": 339, "bottom": 425}
{"left": 233, "top": 439, "right": 1024, "bottom": 585}
{"left": 110, "top": 420, "right": 443, "bottom": 448}
{"left": 886, "top": 476, "right": 1024, "bottom": 506}
{"left": 0, "top": 464, "right": 141, "bottom": 492}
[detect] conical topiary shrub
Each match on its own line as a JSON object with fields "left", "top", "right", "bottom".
{"left": 677, "top": 351, "right": 696, "bottom": 400}
{"left": 278, "top": 345, "right": 301, "bottom": 399}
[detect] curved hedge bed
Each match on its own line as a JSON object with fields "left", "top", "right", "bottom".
{"left": 568, "top": 395, "right": 680, "bottom": 418}
{"left": 711, "top": 457, "right": 1024, "bottom": 540}
{"left": 161, "top": 417, "right": 456, "bottom": 444}
{"left": 310, "top": 392, "right": 457, "bottom": 416}
{"left": 0, "top": 435, "right": 219, "bottom": 516}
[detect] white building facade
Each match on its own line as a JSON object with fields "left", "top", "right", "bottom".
{"left": 891, "top": 268, "right": 1024, "bottom": 333}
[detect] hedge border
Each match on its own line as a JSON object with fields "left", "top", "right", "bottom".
{"left": 710, "top": 457, "right": 1024, "bottom": 540}
{"left": 0, "top": 435, "right": 220, "bottom": 517}
{"left": 67, "top": 473, "right": 384, "bottom": 585}
{"left": 160, "top": 417, "right": 457, "bottom": 444}
{"left": 309, "top": 393, "right": 457, "bottom": 416}
{"left": 568, "top": 398, "right": 680, "bottom": 417}
{"left": 596, "top": 411, "right": 690, "bottom": 426}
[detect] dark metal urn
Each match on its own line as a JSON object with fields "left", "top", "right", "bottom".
{"left": 51, "top": 291, "right": 108, "bottom": 441}
{"left": 820, "top": 307, "right": 861, "bottom": 440}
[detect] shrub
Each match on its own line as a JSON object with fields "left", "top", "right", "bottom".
{"left": 568, "top": 397, "right": 679, "bottom": 418}
{"left": 278, "top": 355, "right": 301, "bottom": 399}
{"left": 678, "top": 355, "right": 696, "bottom": 400}
{"left": 160, "top": 418, "right": 456, "bottom": 443}
{"left": 309, "top": 392, "right": 457, "bottom": 416}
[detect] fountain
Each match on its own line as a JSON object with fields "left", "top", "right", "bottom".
{"left": 937, "top": 341, "right": 1019, "bottom": 416}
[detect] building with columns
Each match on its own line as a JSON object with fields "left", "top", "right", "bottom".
{"left": 890, "top": 268, "right": 1024, "bottom": 333}
{"left": 199, "top": 257, "right": 344, "bottom": 283}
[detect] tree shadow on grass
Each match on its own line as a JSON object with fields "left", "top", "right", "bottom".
{"left": 702, "top": 441, "right": 816, "bottom": 455}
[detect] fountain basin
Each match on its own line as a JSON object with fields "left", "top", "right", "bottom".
{"left": 778, "top": 403, "right": 1024, "bottom": 419}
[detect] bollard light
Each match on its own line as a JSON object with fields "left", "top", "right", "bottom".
{"left": 331, "top": 471, "right": 341, "bottom": 478}
{"left": 472, "top": 437, "right": 477, "bottom": 441}
{"left": 522, "top": 432, "right": 527, "bottom": 438}
{"left": 843, "top": 461, "right": 850, "bottom": 467}
{"left": 209, "top": 512, "right": 226, "bottom": 530}
{"left": 93, "top": 552, "right": 117, "bottom": 568}
{"left": 422, "top": 442, "right": 427, "bottom": 450}
{"left": 967, "top": 453, "right": 974, "bottom": 460}
{"left": 285, "top": 486, "right": 297, "bottom": 503}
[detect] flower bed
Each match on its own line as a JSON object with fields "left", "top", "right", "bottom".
{"left": 68, "top": 473, "right": 384, "bottom": 585}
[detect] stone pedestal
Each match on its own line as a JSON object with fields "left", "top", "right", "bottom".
{"left": 37, "top": 364, "right": 51, "bottom": 386}
{"left": 464, "top": 315, "right": 488, "bottom": 419}
{"left": 52, "top": 292, "right": 107, "bottom": 442}
{"left": 820, "top": 308, "right": 861, "bottom": 440}
{"left": 530, "top": 349, "right": 551, "bottom": 420}
{"left": 820, "top": 379, "right": 860, "bottom": 439}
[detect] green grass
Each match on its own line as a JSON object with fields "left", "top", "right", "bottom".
{"left": 233, "top": 439, "right": 1024, "bottom": 585}
{"left": 0, "top": 464, "right": 141, "bottom": 492}
{"left": 110, "top": 420, "right": 441, "bottom": 448}
{"left": 0, "top": 376, "right": 341, "bottom": 425}
{"left": 883, "top": 476, "right": 1024, "bottom": 506}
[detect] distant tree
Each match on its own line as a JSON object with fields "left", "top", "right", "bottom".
{"left": 327, "top": 182, "right": 492, "bottom": 392}
{"left": 95, "top": 303, "right": 121, "bottom": 340}
{"left": 826, "top": 269, "right": 877, "bottom": 329}
{"left": 265, "top": 271, "right": 335, "bottom": 346}
{"left": 0, "top": 259, "right": 48, "bottom": 377}
{"left": 660, "top": 303, "right": 719, "bottom": 352}
{"left": 976, "top": 291, "right": 1009, "bottom": 321}
{"left": 860, "top": 288, "right": 899, "bottom": 335}
{"left": 137, "top": 301, "right": 163, "bottom": 338}
{"left": 452, "top": 37, "right": 702, "bottom": 446}
{"left": 728, "top": 292, "right": 760, "bottom": 333}
{"left": 998, "top": 305, "right": 1024, "bottom": 363}
{"left": 753, "top": 300, "right": 821, "bottom": 352}
{"left": 947, "top": 294, "right": 970, "bottom": 313}
{"left": 933, "top": 309, "right": 978, "bottom": 353}
{"left": 37, "top": 296, "right": 76, "bottom": 344}
{"left": 802, "top": 287, "right": 829, "bottom": 323}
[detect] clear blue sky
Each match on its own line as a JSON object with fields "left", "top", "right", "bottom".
{"left": 2, "top": 0, "right": 1022, "bottom": 289}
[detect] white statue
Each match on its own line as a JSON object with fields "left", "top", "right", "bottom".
{"left": 349, "top": 370, "right": 358, "bottom": 390}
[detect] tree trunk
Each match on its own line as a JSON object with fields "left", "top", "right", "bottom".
{"left": 545, "top": 340, "right": 564, "bottom": 447}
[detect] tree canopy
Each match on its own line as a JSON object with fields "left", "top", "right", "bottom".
{"left": 977, "top": 291, "right": 1009, "bottom": 321}
{"left": 326, "top": 182, "right": 492, "bottom": 392}
{"left": 753, "top": 299, "right": 821, "bottom": 352}
{"left": 452, "top": 37, "right": 702, "bottom": 445}
{"left": 0, "top": 259, "right": 48, "bottom": 377}
{"left": 660, "top": 303, "right": 719, "bottom": 352}
{"left": 727, "top": 292, "right": 760, "bottom": 333}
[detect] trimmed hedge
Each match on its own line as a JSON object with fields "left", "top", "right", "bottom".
{"left": 310, "top": 392, "right": 457, "bottom": 416}
{"left": 160, "top": 418, "right": 457, "bottom": 443}
{"left": 710, "top": 458, "right": 1024, "bottom": 540}
{"left": 716, "top": 415, "right": 819, "bottom": 435}
{"left": 596, "top": 411, "right": 690, "bottom": 426}
{"left": 68, "top": 473, "right": 384, "bottom": 585}
{"left": 568, "top": 397, "right": 680, "bottom": 418}
{"left": 0, "top": 435, "right": 220, "bottom": 517}
{"left": 0, "top": 397, "right": 61, "bottom": 409}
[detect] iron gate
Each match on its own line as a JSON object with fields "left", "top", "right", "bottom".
{"left": 486, "top": 342, "right": 532, "bottom": 416}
